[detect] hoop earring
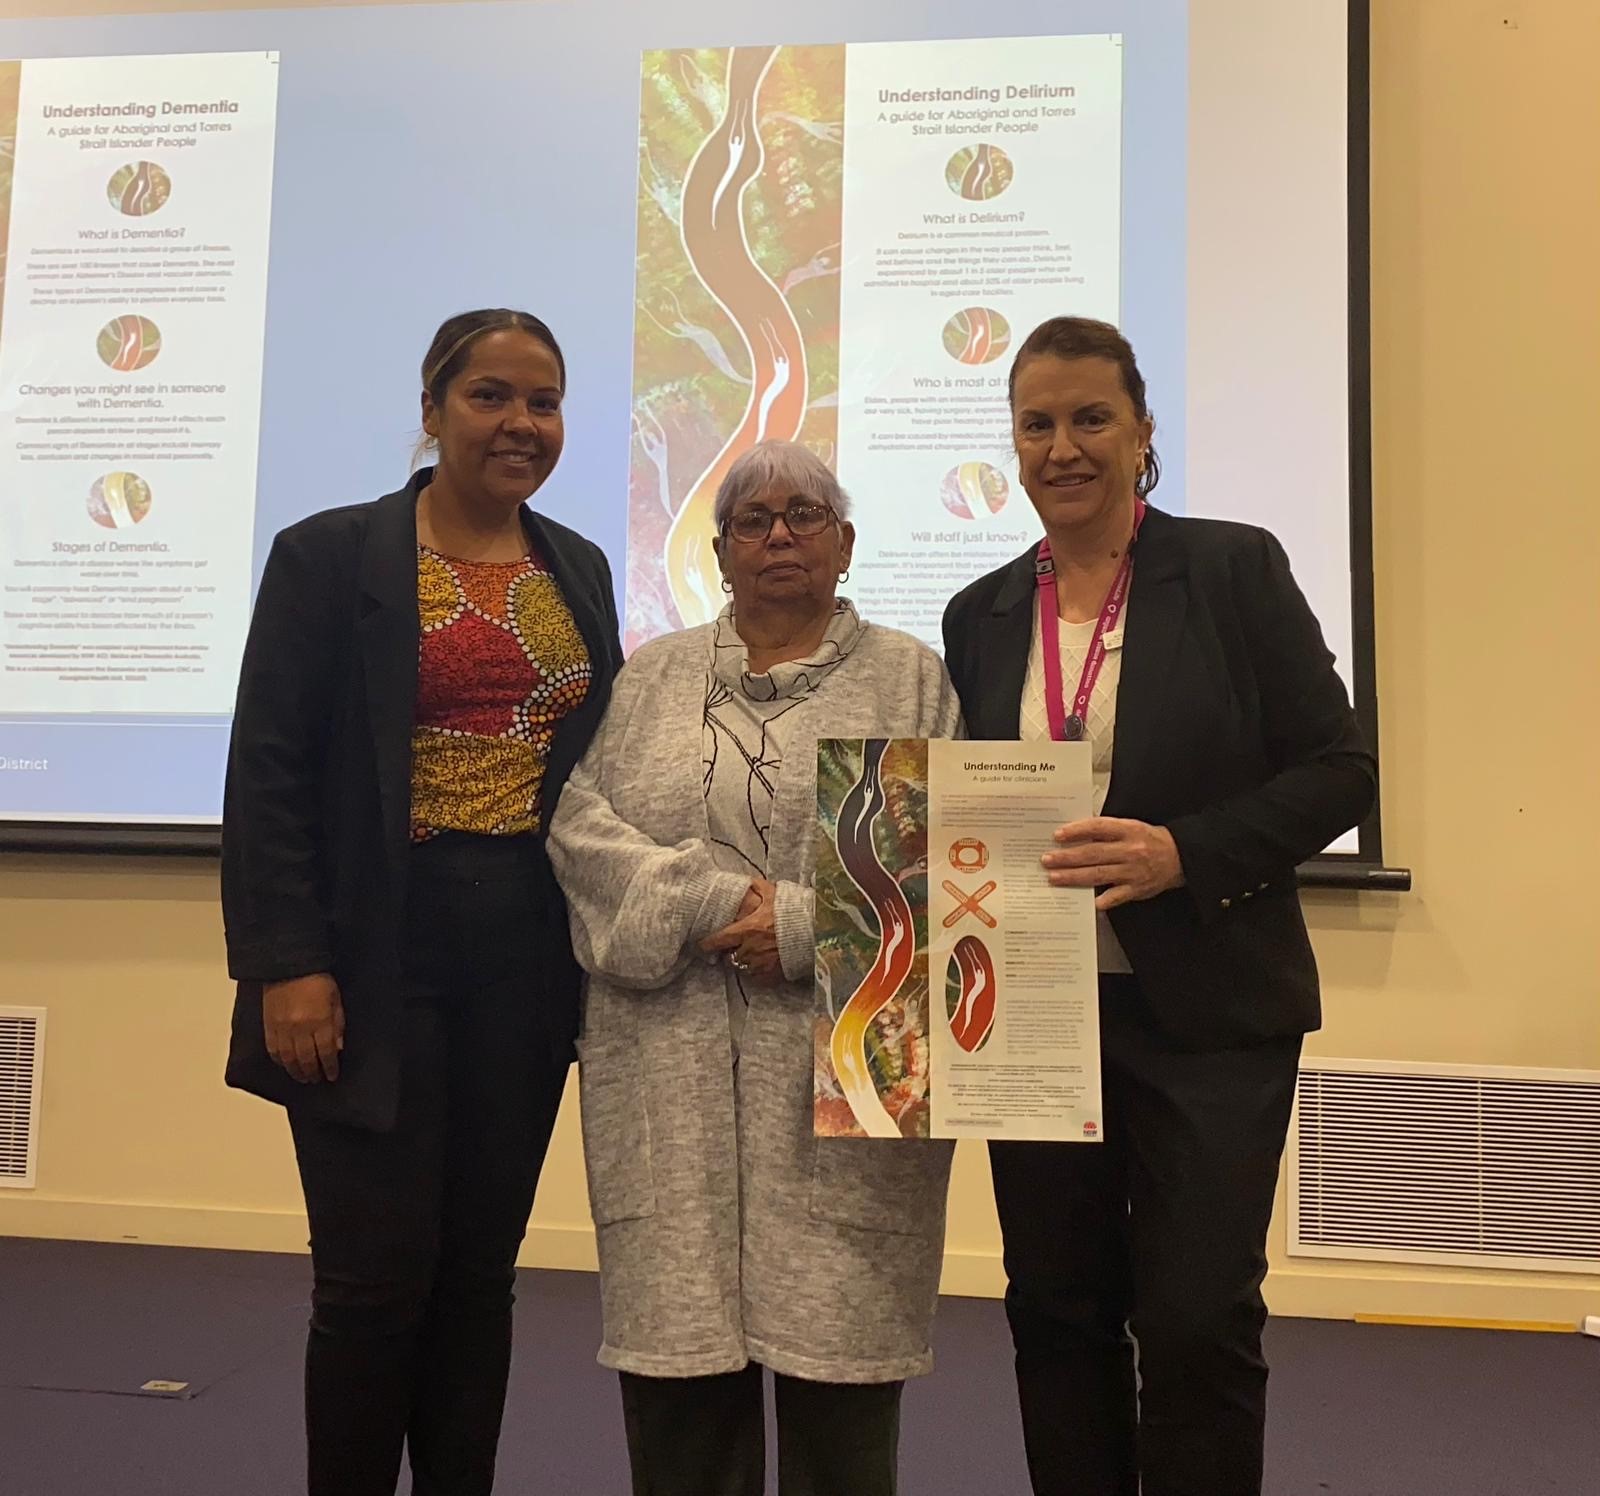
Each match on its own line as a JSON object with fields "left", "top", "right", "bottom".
{"left": 838, "top": 569, "right": 850, "bottom": 583}
{"left": 721, "top": 578, "right": 733, "bottom": 593}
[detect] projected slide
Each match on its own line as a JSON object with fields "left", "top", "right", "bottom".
{"left": 0, "top": 0, "right": 1363, "bottom": 848}
{"left": 627, "top": 34, "right": 1121, "bottom": 647}
{"left": 0, "top": 51, "right": 278, "bottom": 714}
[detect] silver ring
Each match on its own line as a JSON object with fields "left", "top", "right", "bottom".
{"left": 731, "top": 957, "right": 749, "bottom": 972}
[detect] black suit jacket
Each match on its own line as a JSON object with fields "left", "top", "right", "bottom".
{"left": 942, "top": 506, "right": 1375, "bottom": 1050}
{"left": 221, "top": 469, "right": 623, "bottom": 1129}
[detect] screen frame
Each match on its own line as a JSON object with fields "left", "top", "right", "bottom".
{"left": 1299, "top": 0, "right": 1409, "bottom": 891}
{"left": 0, "top": 1, "right": 1408, "bottom": 889}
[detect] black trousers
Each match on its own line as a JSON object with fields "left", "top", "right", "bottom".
{"left": 989, "top": 975, "right": 1301, "bottom": 1496}
{"left": 619, "top": 1364, "right": 905, "bottom": 1496}
{"left": 287, "top": 834, "right": 572, "bottom": 1496}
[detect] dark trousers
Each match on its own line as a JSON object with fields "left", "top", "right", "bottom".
{"left": 989, "top": 975, "right": 1301, "bottom": 1496}
{"left": 619, "top": 1364, "right": 905, "bottom": 1496}
{"left": 287, "top": 834, "right": 572, "bottom": 1496}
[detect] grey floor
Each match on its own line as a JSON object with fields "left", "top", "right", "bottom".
{"left": 1, "top": 1237, "right": 1595, "bottom": 1495}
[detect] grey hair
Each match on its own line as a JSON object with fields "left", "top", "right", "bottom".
{"left": 711, "top": 440, "right": 853, "bottom": 530}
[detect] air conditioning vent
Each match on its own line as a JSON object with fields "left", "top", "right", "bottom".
{"left": 1289, "top": 1060, "right": 1600, "bottom": 1274}
{"left": 0, "top": 1006, "right": 45, "bottom": 1189}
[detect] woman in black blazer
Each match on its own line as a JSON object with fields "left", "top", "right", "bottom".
{"left": 222, "top": 308, "right": 622, "bottom": 1496}
{"left": 942, "top": 317, "right": 1375, "bottom": 1496}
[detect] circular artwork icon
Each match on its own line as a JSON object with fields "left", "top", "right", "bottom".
{"left": 88, "top": 472, "right": 153, "bottom": 530}
{"left": 946, "top": 936, "right": 997, "bottom": 1054}
{"left": 107, "top": 160, "right": 171, "bottom": 217}
{"left": 946, "top": 143, "right": 1013, "bottom": 201}
{"left": 940, "top": 462, "right": 1009, "bottom": 520}
{"left": 949, "top": 837, "right": 989, "bottom": 873}
{"left": 97, "top": 314, "right": 162, "bottom": 372}
{"left": 942, "top": 307, "right": 1012, "bottom": 366}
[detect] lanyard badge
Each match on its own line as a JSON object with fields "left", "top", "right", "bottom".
{"left": 1034, "top": 499, "right": 1146, "bottom": 741}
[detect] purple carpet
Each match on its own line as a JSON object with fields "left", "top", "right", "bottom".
{"left": 0, "top": 1237, "right": 1594, "bottom": 1494}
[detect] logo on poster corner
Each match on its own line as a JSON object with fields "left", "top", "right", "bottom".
{"left": 1083, "top": 1121, "right": 1099, "bottom": 1138}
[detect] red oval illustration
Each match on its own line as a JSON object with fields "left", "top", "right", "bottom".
{"left": 946, "top": 935, "right": 996, "bottom": 1053}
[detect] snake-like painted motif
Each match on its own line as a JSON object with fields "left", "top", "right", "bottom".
{"left": 946, "top": 935, "right": 997, "bottom": 1053}
{"left": 664, "top": 46, "right": 811, "bottom": 628}
{"left": 943, "top": 306, "right": 1011, "bottom": 366}
{"left": 98, "top": 315, "right": 161, "bottom": 372}
{"left": 829, "top": 739, "right": 916, "bottom": 1137}
{"left": 940, "top": 462, "right": 1009, "bottom": 520}
{"left": 87, "top": 471, "right": 152, "bottom": 530}
{"left": 947, "top": 142, "right": 1013, "bottom": 201}
{"left": 108, "top": 160, "right": 170, "bottom": 217}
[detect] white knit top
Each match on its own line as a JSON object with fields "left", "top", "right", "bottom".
{"left": 1019, "top": 601, "right": 1133, "bottom": 974}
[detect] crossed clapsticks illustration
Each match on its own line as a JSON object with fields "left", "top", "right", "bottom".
{"left": 941, "top": 879, "right": 997, "bottom": 929}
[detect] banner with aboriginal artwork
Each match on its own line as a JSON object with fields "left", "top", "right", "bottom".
{"left": 628, "top": 34, "right": 1124, "bottom": 652}
{"left": 815, "top": 737, "right": 1104, "bottom": 1143}
{"left": 629, "top": 44, "right": 845, "bottom": 647}
{"left": 0, "top": 51, "right": 279, "bottom": 716}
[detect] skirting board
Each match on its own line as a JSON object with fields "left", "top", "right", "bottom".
{"left": 2, "top": 1198, "right": 1596, "bottom": 1326}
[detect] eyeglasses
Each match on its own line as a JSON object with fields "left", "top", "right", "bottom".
{"left": 722, "top": 500, "right": 837, "bottom": 544}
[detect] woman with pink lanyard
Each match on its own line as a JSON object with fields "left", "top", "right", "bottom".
{"left": 941, "top": 316, "right": 1375, "bottom": 1496}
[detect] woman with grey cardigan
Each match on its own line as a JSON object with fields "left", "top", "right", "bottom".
{"left": 547, "top": 441, "right": 961, "bottom": 1496}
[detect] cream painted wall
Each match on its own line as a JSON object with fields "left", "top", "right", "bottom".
{"left": 2, "top": 0, "right": 1598, "bottom": 1322}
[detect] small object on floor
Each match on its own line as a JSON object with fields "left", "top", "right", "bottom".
{"left": 139, "top": 1379, "right": 192, "bottom": 1398}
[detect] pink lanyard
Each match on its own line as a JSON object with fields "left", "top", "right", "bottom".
{"left": 1034, "top": 499, "right": 1146, "bottom": 741}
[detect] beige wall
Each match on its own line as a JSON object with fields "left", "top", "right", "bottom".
{"left": 3, "top": 0, "right": 1598, "bottom": 1323}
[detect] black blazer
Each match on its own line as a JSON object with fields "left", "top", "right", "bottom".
{"left": 221, "top": 469, "right": 623, "bottom": 1130}
{"left": 942, "top": 506, "right": 1375, "bottom": 1051}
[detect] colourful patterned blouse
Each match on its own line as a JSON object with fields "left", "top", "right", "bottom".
{"left": 410, "top": 544, "right": 591, "bottom": 840}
